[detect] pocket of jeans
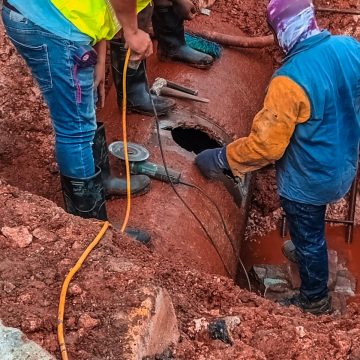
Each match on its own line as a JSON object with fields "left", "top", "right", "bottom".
{"left": 8, "top": 10, "right": 28, "bottom": 24}
{"left": 8, "top": 36, "right": 53, "bottom": 92}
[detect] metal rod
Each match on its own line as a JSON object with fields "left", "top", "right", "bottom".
{"left": 346, "top": 171, "right": 359, "bottom": 244}
{"left": 317, "top": 7, "right": 360, "bottom": 16}
{"left": 325, "top": 219, "right": 354, "bottom": 225}
{"left": 281, "top": 216, "right": 287, "bottom": 238}
{"left": 166, "top": 80, "right": 199, "bottom": 96}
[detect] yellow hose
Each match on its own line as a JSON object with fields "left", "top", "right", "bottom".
{"left": 57, "top": 221, "right": 110, "bottom": 359}
{"left": 57, "top": 49, "right": 132, "bottom": 359}
{"left": 120, "top": 49, "right": 132, "bottom": 233}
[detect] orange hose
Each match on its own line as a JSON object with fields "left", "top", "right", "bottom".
{"left": 57, "top": 49, "right": 132, "bottom": 360}
{"left": 57, "top": 221, "right": 110, "bottom": 360}
{"left": 120, "top": 49, "right": 132, "bottom": 233}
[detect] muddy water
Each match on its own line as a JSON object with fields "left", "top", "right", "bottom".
{"left": 242, "top": 225, "right": 360, "bottom": 293}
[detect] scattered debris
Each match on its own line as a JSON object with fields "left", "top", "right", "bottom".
{"left": 1, "top": 225, "right": 33, "bottom": 248}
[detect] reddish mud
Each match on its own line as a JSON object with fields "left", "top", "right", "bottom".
{"left": 1, "top": 1, "right": 360, "bottom": 359}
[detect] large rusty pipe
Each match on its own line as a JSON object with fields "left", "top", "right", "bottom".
{"left": 187, "top": 30, "right": 274, "bottom": 48}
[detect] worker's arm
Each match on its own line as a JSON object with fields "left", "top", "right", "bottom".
{"left": 110, "top": 0, "right": 152, "bottom": 58}
{"left": 195, "top": 76, "right": 311, "bottom": 180}
{"left": 93, "top": 40, "right": 107, "bottom": 108}
{"left": 226, "top": 76, "right": 311, "bottom": 176}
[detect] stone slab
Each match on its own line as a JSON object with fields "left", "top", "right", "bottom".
{"left": 0, "top": 321, "right": 55, "bottom": 360}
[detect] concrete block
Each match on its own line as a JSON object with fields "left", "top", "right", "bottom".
{"left": 335, "top": 270, "right": 357, "bottom": 296}
{"left": 328, "top": 250, "right": 338, "bottom": 289}
{"left": 287, "top": 262, "right": 301, "bottom": 289}
{"left": 0, "top": 321, "right": 55, "bottom": 359}
{"left": 118, "top": 286, "right": 180, "bottom": 360}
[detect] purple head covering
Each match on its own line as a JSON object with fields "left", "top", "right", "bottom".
{"left": 267, "top": 0, "right": 320, "bottom": 54}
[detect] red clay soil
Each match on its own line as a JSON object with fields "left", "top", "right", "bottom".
{"left": 1, "top": 1, "right": 360, "bottom": 359}
{"left": 1, "top": 181, "right": 360, "bottom": 360}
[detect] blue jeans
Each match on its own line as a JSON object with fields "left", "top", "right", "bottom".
{"left": 2, "top": 6, "right": 96, "bottom": 178}
{"left": 281, "top": 197, "right": 329, "bottom": 301}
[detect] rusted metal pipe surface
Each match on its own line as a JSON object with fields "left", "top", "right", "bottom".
{"left": 99, "top": 45, "right": 274, "bottom": 279}
{"left": 187, "top": 30, "right": 275, "bottom": 48}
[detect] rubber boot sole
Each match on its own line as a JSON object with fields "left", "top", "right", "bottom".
{"left": 158, "top": 53, "right": 214, "bottom": 70}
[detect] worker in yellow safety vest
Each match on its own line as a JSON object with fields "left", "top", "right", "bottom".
{"left": 1, "top": 0, "right": 153, "bottom": 242}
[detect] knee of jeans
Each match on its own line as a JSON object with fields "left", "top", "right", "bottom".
{"left": 55, "top": 128, "right": 96, "bottom": 144}
{"left": 296, "top": 241, "right": 327, "bottom": 259}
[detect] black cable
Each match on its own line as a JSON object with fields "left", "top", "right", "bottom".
{"left": 143, "top": 71, "right": 233, "bottom": 277}
{"left": 179, "top": 180, "right": 252, "bottom": 291}
{"left": 143, "top": 68, "right": 251, "bottom": 290}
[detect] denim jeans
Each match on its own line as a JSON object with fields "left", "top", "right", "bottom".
{"left": 281, "top": 196, "right": 329, "bottom": 301}
{"left": 2, "top": 6, "right": 97, "bottom": 178}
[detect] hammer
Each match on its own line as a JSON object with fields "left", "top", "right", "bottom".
{"left": 150, "top": 78, "right": 210, "bottom": 103}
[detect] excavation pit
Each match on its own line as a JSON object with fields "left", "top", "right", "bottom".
{"left": 1, "top": 1, "right": 360, "bottom": 358}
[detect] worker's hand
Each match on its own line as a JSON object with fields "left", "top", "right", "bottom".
{"left": 94, "top": 58, "right": 106, "bottom": 108}
{"left": 195, "top": 147, "right": 231, "bottom": 180}
{"left": 172, "top": 0, "right": 197, "bottom": 20}
{"left": 124, "top": 29, "right": 153, "bottom": 60}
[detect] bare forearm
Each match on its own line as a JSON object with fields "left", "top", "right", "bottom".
{"left": 110, "top": 0, "right": 138, "bottom": 36}
{"left": 93, "top": 40, "right": 107, "bottom": 64}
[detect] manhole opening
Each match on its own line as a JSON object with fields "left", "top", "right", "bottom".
{"left": 171, "top": 127, "right": 222, "bottom": 154}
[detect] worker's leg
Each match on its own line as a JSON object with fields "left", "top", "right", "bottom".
{"left": 280, "top": 196, "right": 331, "bottom": 314}
{"left": 2, "top": 7, "right": 96, "bottom": 178}
{"left": 110, "top": 5, "right": 176, "bottom": 115}
{"left": 1, "top": 7, "right": 108, "bottom": 220}
{"left": 152, "top": 0, "right": 214, "bottom": 68}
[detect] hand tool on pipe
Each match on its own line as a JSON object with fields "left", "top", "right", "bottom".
{"left": 108, "top": 141, "right": 182, "bottom": 184}
{"left": 150, "top": 78, "right": 209, "bottom": 103}
{"left": 154, "top": 77, "right": 198, "bottom": 96}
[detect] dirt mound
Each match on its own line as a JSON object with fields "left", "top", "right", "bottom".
{"left": 0, "top": 181, "right": 359, "bottom": 359}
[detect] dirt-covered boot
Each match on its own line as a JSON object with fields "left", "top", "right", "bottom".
{"left": 152, "top": 5, "right": 214, "bottom": 69}
{"left": 60, "top": 167, "right": 151, "bottom": 243}
{"left": 110, "top": 40, "right": 176, "bottom": 115}
{"left": 60, "top": 167, "right": 108, "bottom": 220}
{"left": 279, "top": 293, "right": 332, "bottom": 315}
{"left": 93, "top": 122, "right": 151, "bottom": 198}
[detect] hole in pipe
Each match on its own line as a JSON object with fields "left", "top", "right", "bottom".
{"left": 171, "top": 127, "right": 222, "bottom": 154}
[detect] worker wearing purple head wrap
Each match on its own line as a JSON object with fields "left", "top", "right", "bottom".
{"left": 267, "top": 0, "right": 320, "bottom": 53}
{"left": 196, "top": 0, "right": 360, "bottom": 315}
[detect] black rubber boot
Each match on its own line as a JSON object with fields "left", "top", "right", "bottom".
{"left": 279, "top": 294, "right": 332, "bottom": 316}
{"left": 60, "top": 167, "right": 107, "bottom": 220}
{"left": 125, "top": 228, "right": 152, "bottom": 245}
{"left": 93, "top": 122, "right": 151, "bottom": 198}
{"left": 60, "top": 167, "right": 152, "bottom": 243}
{"left": 110, "top": 40, "right": 176, "bottom": 115}
{"left": 152, "top": 6, "right": 214, "bottom": 69}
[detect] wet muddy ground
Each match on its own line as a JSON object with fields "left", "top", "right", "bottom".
{"left": 0, "top": 0, "right": 360, "bottom": 358}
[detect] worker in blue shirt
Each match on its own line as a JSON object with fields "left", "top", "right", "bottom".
{"left": 195, "top": 0, "right": 360, "bottom": 315}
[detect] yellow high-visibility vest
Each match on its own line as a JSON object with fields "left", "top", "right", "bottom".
{"left": 50, "top": 0, "right": 151, "bottom": 44}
